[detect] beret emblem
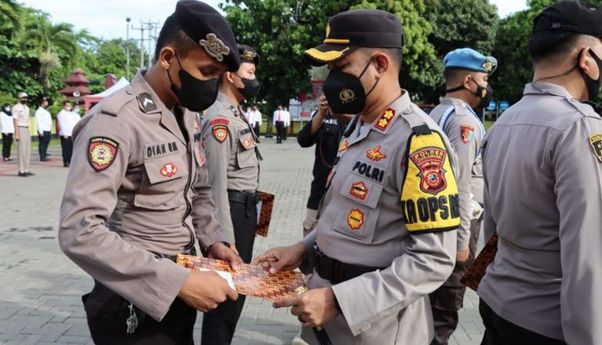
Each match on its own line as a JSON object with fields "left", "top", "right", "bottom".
{"left": 200, "top": 33, "right": 230, "bottom": 62}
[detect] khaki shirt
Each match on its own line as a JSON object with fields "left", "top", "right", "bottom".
{"left": 12, "top": 103, "right": 29, "bottom": 127}
{"left": 59, "top": 71, "right": 228, "bottom": 322}
{"left": 301, "top": 92, "right": 458, "bottom": 344}
{"left": 200, "top": 92, "right": 261, "bottom": 241}
{"left": 429, "top": 97, "right": 485, "bottom": 250}
{"left": 478, "top": 82, "right": 602, "bottom": 344}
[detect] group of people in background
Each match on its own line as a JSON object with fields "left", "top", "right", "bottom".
{"left": 0, "top": 93, "right": 81, "bottom": 176}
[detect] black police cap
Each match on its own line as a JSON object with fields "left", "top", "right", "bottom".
{"left": 171, "top": 0, "right": 240, "bottom": 71}
{"left": 238, "top": 44, "right": 260, "bottom": 65}
{"left": 305, "top": 9, "right": 403, "bottom": 66}
{"left": 532, "top": 1, "right": 602, "bottom": 38}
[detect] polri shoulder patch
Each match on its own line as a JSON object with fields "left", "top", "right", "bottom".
{"left": 589, "top": 133, "right": 602, "bottom": 163}
{"left": 88, "top": 136, "right": 119, "bottom": 172}
{"left": 460, "top": 125, "right": 474, "bottom": 144}
{"left": 401, "top": 131, "right": 460, "bottom": 233}
{"left": 212, "top": 125, "right": 229, "bottom": 143}
{"left": 137, "top": 92, "right": 158, "bottom": 113}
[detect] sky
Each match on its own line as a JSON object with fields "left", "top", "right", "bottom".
{"left": 19, "top": 0, "right": 527, "bottom": 41}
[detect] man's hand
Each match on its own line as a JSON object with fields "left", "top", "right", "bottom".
{"left": 254, "top": 242, "right": 307, "bottom": 274}
{"left": 273, "top": 288, "right": 339, "bottom": 328}
{"left": 208, "top": 242, "right": 243, "bottom": 268}
{"left": 178, "top": 270, "right": 238, "bottom": 312}
{"left": 456, "top": 247, "right": 470, "bottom": 264}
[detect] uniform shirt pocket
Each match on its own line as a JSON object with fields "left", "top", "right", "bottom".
{"left": 236, "top": 132, "right": 257, "bottom": 169}
{"left": 134, "top": 153, "right": 186, "bottom": 210}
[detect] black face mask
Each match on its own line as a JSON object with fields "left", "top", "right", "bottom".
{"left": 322, "top": 58, "right": 379, "bottom": 114}
{"left": 168, "top": 54, "right": 219, "bottom": 112}
{"left": 581, "top": 49, "right": 602, "bottom": 102}
{"left": 236, "top": 75, "right": 260, "bottom": 100}
{"left": 446, "top": 78, "right": 493, "bottom": 110}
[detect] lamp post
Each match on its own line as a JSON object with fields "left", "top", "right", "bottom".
{"left": 126, "top": 17, "right": 131, "bottom": 80}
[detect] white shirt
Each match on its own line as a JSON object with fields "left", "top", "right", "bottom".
{"left": 283, "top": 110, "right": 291, "bottom": 127}
{"left": 57, "top": 109, "right": 81, "bottom": 137}
{"left": 12, "top": 103, "right": 30, "bottom": 127}
{"left": 273, "top": 109, "right": 284, "bottom": 125}
{"left": 35, "top": 107, "right": 52, "bottom": 133}
{"left": 0, "top": 110, "right": 14, "bottom": 134}
{"left": 248, "top": 110, "right": 262, "bottom": 126}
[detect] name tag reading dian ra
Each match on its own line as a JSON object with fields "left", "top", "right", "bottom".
{"left": 401, "top": 131, "right": 460, "bottom": 233}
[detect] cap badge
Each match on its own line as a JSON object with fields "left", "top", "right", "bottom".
{"left": 339, "top": 88, "right": 356, "bottom": 104}
{"left": 241, "top": 50, "right": 257, "bottom": 63}
{"left": 200, "top": 33, "right": 230, "bottom": 62}
{"left": 482, "top": 59, "right": 495, "bottom": 73}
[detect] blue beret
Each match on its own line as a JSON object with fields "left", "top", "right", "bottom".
{"left": 171, "top": 0, "right": 240, "bottom": 71}
{"left": 443, "top": 48, "right": 497, "bottom": 74}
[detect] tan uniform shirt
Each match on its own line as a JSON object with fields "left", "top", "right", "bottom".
{"left": 429, "top": 97, "right": 485, "bottom": 250}
{"left": 12, "top": 103, "right": 29, "bottom": 127}
{"left": 301, "top": 92, "right": 458, "bottom": 344}
{"left": 478, "top": 82, "right": 602, "bottom": 344}
{"left": 200, "top": 92, "right": 261, "bottom": 241}
{"left": 59, "top": 71, "right": 229, "bottom": 322}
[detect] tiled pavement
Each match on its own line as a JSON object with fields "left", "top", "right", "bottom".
{"left": 0, "top": 140, "right": 483, "bottom": 345}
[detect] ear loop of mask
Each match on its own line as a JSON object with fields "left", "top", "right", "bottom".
{"left": 359, "top": 58, "right": 380, "bottom": 97}
{"left": 533, "top": 50, "right": 582, "bottom": 83}
{"left": 446, "top": 76, "right": 482, "bottom": 95}
{"left": 166, "top": 52, "right": 182, "bottom": 87}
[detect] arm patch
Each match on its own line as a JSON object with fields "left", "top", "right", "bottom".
{"left": 401, "top": 131, "right": 460, "bottom": 233}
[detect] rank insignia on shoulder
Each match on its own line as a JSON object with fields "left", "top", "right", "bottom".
{"left": 349, "top": 181, "right": 368, "bottom": 200}
{"left": 366, "top": 145, "right": 386, "bottom": 161}
{"left": 375, "top": 108, "right": 396, "bottom": 131}
{"left": 460, "top": 125, "right": 474, "bottom": 144}
{"left": 137, "top": 92, "right": 157, "bottom": 113}
{"left": 210, "top": 118, "right": 229, "bottom": 126}
{"left": 589, "top": 134, "right": 602, "bottom": 163}
{"left": 338, "top": 139, "right": 349, "bottom": 152}
{"left": 401, "top": 131, "right": 460, "bottom": 233}
{"left": 212, "top": 125, "right": 229, "bottom": 143}
{"left": 160, "top": 162, "right": 178, "bottom": 178}
{"left": 88, "top": 137, "right": 119, "bottom": 172}
{"left": 347, "top": 209, "right": 365, "bottom": 230}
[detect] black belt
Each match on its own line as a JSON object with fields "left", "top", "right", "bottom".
{"left": 228, "top": 189, "right": 258, "bottom": 217}
{"left": 152, "top": 247, "right": 196, "bottom": 262}
{"left": 314, "top": 244, "right": 384, "bottom": 285}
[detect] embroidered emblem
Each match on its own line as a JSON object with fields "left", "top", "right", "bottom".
{"left": 137, "top": 92, "right": 157, "bottom": 113}
{"left": 338, "top": 139, "right": 349, "bottom": 152}
{"left": 209, "top": 118, "right": 229, "bottom": 126}
{"left": 199, "top": 33, "right": 230, "bottom": 62}
{"left": 482, "top": 58, "right": 496, "bottom": 73}
{"left": 460, "top": 125, "right": 474, "bottom": 144}
{"left": 375, "top": 108, "right": 395, "bottom": 131}
{"left": 589, "top": 134, "right": 602, "bottom": 163}
{"left": 347, "top": 209, "right": 365, "bottom": 230}
{"left": 366, "top": 145, "right": 386, "bottom": 161}
{"left": 88, "top": 137, "right": 119, "bottom": 172}
{"left": 212, "top": 125, "right": 228, "bottom": 143}
{"left": 339, "top": 88, "right": 356, "bottom": 104}
{"left": 409, "top": 146, "right": 448, "bottom": 195}
{"left": 349, "top": 181, "right": 368, "bottom": 200}
{"left": 160, "top": 163, "right": 178, "bottom": 178}
{"left": 242, "top": 138, "right": 254, "bottom": 149}
{"left": 241, "top": 49, "right": 257, "bottom": 63}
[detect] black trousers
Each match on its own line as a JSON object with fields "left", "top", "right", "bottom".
{"left": 2, "top": 133, "right": 12, "bottom": 159}
{"left": 252, "top": 123, "right": 260, "bottom": 137}
{"left": 83, "top": 282, "right": 196, "bottom": 345}
{"left": 61, "top": 136, "right": 73, "bottom": 166}
{"left": 479, "top": 300, "right": 566, "bottom": 345}
{"left": 38, "top": 131, "right": 51, "bottom": 160}
{"left": 201, "top": 194, "right": 257, "bottom": 345}
{"left": 430, "top": 218, "right": 481, "bottom": 345}
{"left": 275, "top": 121, "right": 284, "bottom": 143}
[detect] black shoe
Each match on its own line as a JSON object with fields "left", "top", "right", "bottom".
{"left": 26, "top": 172, "right": 34, "bottom": 176}
{"left": 40, "top": 158, "right": 48, "bottom": 162}
{"left": 63, "top": 163, "right": 70, "bottom": 167}
{"left": 18, "top": 172, "right": 27, "bottom": 177}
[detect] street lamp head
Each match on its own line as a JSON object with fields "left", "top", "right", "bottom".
{"left": 126, "top": 17, "right": 131, "bottom": 23}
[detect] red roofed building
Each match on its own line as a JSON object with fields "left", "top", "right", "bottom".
{"left": 59, "top": 68, "right": 91, "bottom": 99}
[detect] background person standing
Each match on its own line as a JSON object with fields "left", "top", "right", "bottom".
{"left": 13, "top": 92, "right": 32, "bottom": 176}
{"left": 35, "top": 97, "right": 52, "bottom": 161}
{"left": 0, "top": 103, "right": 14, "bottom": 161}
{"left": 282, "top": 106, "right": 291, "bottom": 141}
{"left": 56, "top": 100, "right": 80, "bottom": 167}
{"left": 273, "top": 105, "right": 285, "bottom": 143}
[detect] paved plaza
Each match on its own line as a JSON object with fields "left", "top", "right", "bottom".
{"left": 0, "top": 139, "right": 484, "bottom": 345}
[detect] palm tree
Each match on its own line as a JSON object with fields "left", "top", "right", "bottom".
{"left": 30, "top": 17, "right": 78, "bottom": 92}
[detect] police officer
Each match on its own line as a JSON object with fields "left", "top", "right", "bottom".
{"left": 198, "top": 44, "right": 261, "bottom": 345}
{"left": 428, "top": 48, "right": 496, "bottom": 345}
{"left": 478, "top": 2, "right": 602, "bottom": 344}
{"left": 256, "top": 9, "right": 459, "bottom": 344}
{"left": 59, "top": 1, "right": 243, "bottom": 344}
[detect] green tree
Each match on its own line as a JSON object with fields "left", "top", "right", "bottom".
{"left": 0, "top": 0, "right": 21, "bottom": 34}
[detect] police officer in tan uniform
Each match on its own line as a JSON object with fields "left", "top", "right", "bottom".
{"left": 427, "top": 48, "right": 496, "bottom": 345}
{"left": 59, "top": 2, "right": 243, "bottom": 344}
{"left": 478, "top": 2, "right": 602, "bottom": 344}
{"left": 200, "top": 44, "right": 261, "bottom": 345}
{"left": 256, "top": 10, "right": 459, "bottom": 344}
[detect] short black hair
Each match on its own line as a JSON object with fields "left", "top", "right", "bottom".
{"left": 2, "top": 103, "right": 9, "bottom": 108}
{"left": 444, "top": 68, "right": 471, "bottom": 85}
{"left": 154, "top": 15, "right": 199, "bottom": 63}
{"left": 63, "top": 100, "right": 72, "bottom": 106}
{"left": 528, "top": 32, "right": 583, "bottom": 64}
{"left": 365, "top": 47, "right": 402, "bottom": 71}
